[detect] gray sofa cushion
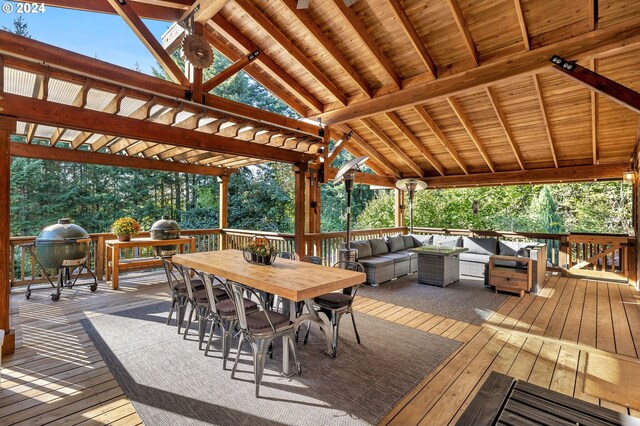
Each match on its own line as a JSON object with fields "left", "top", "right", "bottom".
{"left": 370, "top": 238, "right": 389, "bottom": 256}
{"left": 386, "top": 234, "right": 405, "bottom": 252}
{"left": 378, "top": 252, "right": 410, "bottom": 262}
{"left": 432, "top": 235, "right": 461, "bottom": 247}
{"left": 411, "top": 234, "right": 433, "bottom": 246}
{"left": 463, "top": 237, "right": 498, "bottom": 256}
{"left": 359, "top": 256, "right": 394, "bottom": 268}
{"left": 459, "top": 252, "right": 492, "bottom": 264}
{"left": 499, "top": 241, "right": 534, "bottom": 257}
{"left": 350, "top": 240, "right": 372, "bottom": 259}
{"left": 402, "top": 235, "right": 415, "bottom": 249}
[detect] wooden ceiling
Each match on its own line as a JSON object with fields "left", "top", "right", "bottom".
{"left": 2, "top": 0, "right": 640, "bottom": 186}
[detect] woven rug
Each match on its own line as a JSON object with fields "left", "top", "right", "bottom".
{"left": 357, "top": 274, "right": 508, "bottom": 325}
{"left": 82, "top": 301, "right": 461, "bottom": 426}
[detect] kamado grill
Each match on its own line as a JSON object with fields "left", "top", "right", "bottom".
{"left": 25, "top": 218, "right": 98, "bottom": 301}
{"left": 150, "top": 215, "right": 181, "bottom": 257}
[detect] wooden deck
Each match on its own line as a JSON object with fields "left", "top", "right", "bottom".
{"left": 2, "top": 273, "right": 640, "bottom": 425}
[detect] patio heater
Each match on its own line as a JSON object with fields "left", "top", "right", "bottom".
{"left": 334, "top": 156, "right": 369, "bottom": 263}
{"left": 395, "top": 178, "right": 427, "bottom": 234}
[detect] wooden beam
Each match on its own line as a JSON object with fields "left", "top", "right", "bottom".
{"left": 234, "top": 0, "right": 347, "bottom": 106}
{"left": 0, "top": 93, "right": 315, "bottom": 164}
{"left": 385, "top": 111, "right": 445, "bottom": 176}
{"left": 180, "top": 0, "right": 229, "bottom": 24}
{"left": 10, "top": 142, "right": 233, "bottom": 176}
{"left": 279, "top": 0, "right": 371, "bottom": 98}
{"left": 317, "top": 16, "right": 640, "bottom": 124}
{"left": 294, "top": 163, "right": 307, "bottom": 256}
{"left": 423, "top": 163, "right": 628, "bottom": 188}
{"left": 15, "top": 0, "right": 184, "bottom": 21}
{"left": 331, "top": 0, "right": 402, "bottom": 89}
{"left": 0, "top": 116, "right": 15, "bottom": 356}
{"left": 0, "top": 32, "right": 321, "bottom": 139}
{"left": 446, "top": 96, "right": 495, "bottom": 172}
{"left": 327, "top": 132, "right": 348, "bottom": 166}
{"left": 589, "top": 0, "right": 598, "bottom": 31}
{"left": 387, "top": 0, "right": 437, "bottom": 77}
{"left": 589, "top": 58, "right": 601, "bottom": 167}
{"left": 207, "top": 17, "right": 324, "bottom": 113}
{"left": 514, "top": 0, "right": 530, "bottom": 50}
{"left": 485, "top": 86, "right": 526, "bottom": 170}
{"left": 107, "top": 0, "right": 189, "bottom": 86}
{"left": 204, "top": 30, "right": 307, "bottom": 115}
{"left": 334, "top": 126, "right": 401, "bottom": 178}
{"left": 531, "top": 75, "right": 558, "bottom": 168}
{"left": 413, "top": 105, "right": 469, "bottom": 174}
{"left": 361, "top": 118, "right": 425, "bottom": 177}
{"left": 325, "top": 167, "right": 396, "bottom": 187}
{"left": 446, "top": 0, "right": 478, "bottom": 66}
{"left": 551, "top": 55, "right": 640, "bottom": 115}
{"left": 202, "top": 50, "right": 259, "bottom": 93}
{"left": 0, "top": 30, "right": 188, "bottom": 98}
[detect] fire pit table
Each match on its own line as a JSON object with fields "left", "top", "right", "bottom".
{"left": 409, "top": 245, "right": 468, "bottom": 287}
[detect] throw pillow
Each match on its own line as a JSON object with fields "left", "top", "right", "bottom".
{"left": 402, "top": 235, "right": 415, "bottom": 249}
{"left": 463, "top": 237, "right": 497, "bottom": 255}
{"left": 350, "top": 240, "right": 372, "bottom": 259}
{"left": 386, "top": 234, "right": 404, "bottom": 252}
{"left": 370, "top": 238, "right": 389, "bottom": 256}
{"left": 412, "top": 234, "right": 433, "bottom": 246}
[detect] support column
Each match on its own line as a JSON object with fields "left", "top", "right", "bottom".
{"left": 634, "top": 166, "right": 639, "bottom": 288}
{"left": 0, "top": 115, "right": 16, "bottom": 355}
{"left": 294, "top": 163, "right": 308, "bottom": 257}
{"left": 218, "top": 175, "right": 229, "bottom": 250}
{"left": 394, "top": 189, "right": 405, "bottom": 229}
{"left": 188, "top": 23, "right": 204, "bottom": 104}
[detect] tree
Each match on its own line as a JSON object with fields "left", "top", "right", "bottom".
{"left": 3, "top": 16, "right": 30, "bottom": 37}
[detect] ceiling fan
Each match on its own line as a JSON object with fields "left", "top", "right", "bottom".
{"left": 297, "top": 0, "right": 359, "bottom": 9}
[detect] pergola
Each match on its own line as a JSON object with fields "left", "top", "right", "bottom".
{"left": 1, "top": 0, "right": 640, "bottom": 361}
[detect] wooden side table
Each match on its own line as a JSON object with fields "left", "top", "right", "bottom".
{"left": 105, "top": 236, "right": 195, "bottom": 290}
{"left": 489, "top": 255, "right": 532, "bottom": 297}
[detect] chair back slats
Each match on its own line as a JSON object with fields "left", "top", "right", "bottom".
{"left": 161, "top": 258, "right": 183, "bottom": 294}
{"left": 332, "top": 261, "right": 364, "bottom": 297}
{"left": 229, "top": 282, "right": 278, "bottom": 334}
{"left": 202, "top": 273, "right": 227, "bottom": 315}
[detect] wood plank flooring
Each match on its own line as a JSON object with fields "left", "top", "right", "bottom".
{"left": 3, "top": 272, "right": 640, "bottom": 425}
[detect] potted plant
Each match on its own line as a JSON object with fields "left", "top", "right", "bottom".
{"left": 242, "top": 236, "right": 278, "bottom": 265}
{"left": 111, "top": 217, "right": 141, "bottom": 242}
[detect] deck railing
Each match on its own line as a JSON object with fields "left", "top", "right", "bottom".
{"left": 9, "top": 226, "right": 634, "bottom": 286}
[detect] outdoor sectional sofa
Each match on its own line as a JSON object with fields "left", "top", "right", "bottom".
{"left": 347, "top": 234, "right": 546, "bottom": 287}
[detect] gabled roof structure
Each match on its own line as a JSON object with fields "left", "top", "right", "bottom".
{"left": 1, "top": 0, "right": 638, "bottom": 188}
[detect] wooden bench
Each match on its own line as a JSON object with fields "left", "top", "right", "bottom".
{"left": 105, "top": 237, "right": 195, "bottom": 290}
{"left": 456, "top": 371, "right": 640, "bottom": 426}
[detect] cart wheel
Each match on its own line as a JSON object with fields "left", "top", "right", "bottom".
{"left": 90, "top": 283, "right": 98, "bottom": 292}
{"left": 51, "top": 293, "right": 60, "bottom": 302}
{"left": 25, "top": 290, "right": 31, "bottom": 299}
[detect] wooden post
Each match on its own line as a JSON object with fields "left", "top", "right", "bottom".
{"left": 633, "top": 167, "right": 639, "bottom": 288}
{"left": 559, "top": 234, "right": 570, "bottom": 275}
{"left": 218, "top": 175, "right": 229, "bottom": 250}
{"left": 294, "top": 163, "right": 308, "bottom": 257}
{"left": 190, "top": 23, "right": 204, "bottom": 104}
{"left": 394, "top": 189, "right": 405, "bottom": 229}
{"left": 0, "top": 115, "right": 16, "bottom": 355}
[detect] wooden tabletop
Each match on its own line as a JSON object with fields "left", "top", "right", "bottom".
{"left": 105, "top": 236, "right": 193, "bottom": 247}
{"left": 172, "top": 249, "right": 366, "bottom": 302}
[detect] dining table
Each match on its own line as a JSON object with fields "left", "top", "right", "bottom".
{"left": 171, "top": 249, "right": 366, "bottom": 374}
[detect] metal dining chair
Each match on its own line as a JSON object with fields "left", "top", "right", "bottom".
{"left": 202, "top": 274, "right": 258, "bottom": 369}
{"left": 228, "top": 281, "right": 302, "bottom": 397}
{"left": 301, "top": 255, "right": 323, "bottom": 265}
{"left": 303, "top": 261, "right": 364, "bottom": 358}
{"left": 279, "top": 251, "right": 297, "bottom": 260}
{"left": 180, "top": 266, "right": 228, "bottom": 349}
{"left": 161, "top": 258, "right": 205, "bottom": 332}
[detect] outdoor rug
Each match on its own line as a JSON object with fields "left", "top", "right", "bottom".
{"left": 81, "top": 301, "right": 461, "bottom": 426}
{"left": 357, "top": 274, "right": 508, "bottom": 325}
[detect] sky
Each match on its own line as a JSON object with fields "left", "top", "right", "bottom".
{"left": 0, "top": 1, "right": 172, "bottom": 75}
